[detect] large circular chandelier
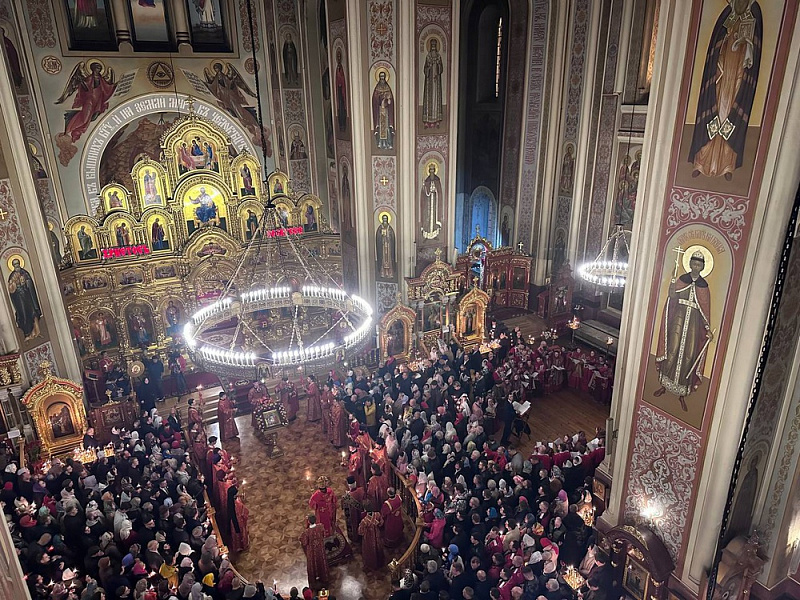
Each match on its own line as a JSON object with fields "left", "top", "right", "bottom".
{"left": 183, "top": 199, "right": 373, "bottom": 379}
{"left": 578, "top": 224, "right": 631, "bottom": 289}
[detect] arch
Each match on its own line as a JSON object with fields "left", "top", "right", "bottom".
{"left": 604, "top": 525, "right": 674, "bottom": 590}
{"left": 465, "top": 186, "right": 498, "bottom": 251}
{"left": 80, "top": 93, "right": 257, "bottom": 213}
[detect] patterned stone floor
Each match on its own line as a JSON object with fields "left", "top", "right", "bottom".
{"left": 224, "top": 408, "right": 399, "bottom": 600}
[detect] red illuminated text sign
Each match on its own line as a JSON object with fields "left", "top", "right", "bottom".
{"left": 101, "top": 245, "right": 151, "bottom": 259}
{"left": 266, "top": 227, "right": 303, "bottom": 238}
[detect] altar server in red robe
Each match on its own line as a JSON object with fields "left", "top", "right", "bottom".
{"left": 330, "top": 399, "right": 349, "bottom": 448}
{"left": 300, "top": 515, "right": 329, "bottom": 588}
{"left": 342, "top": 476, "right": 367, "bottom": 543}
{"left": 227, "top": 485, "right": 249, "bottom": 552}
{"left": 217, "top": 392, "right": 239, "bottom": 442}
{"left": 367, "top": 464, "right": 388, "bottom": 512}
{"left": 381, "top": 487, "right": 404, "bottom": 547}
{"left": 305, "top": 375, "right": 322, "bottom": 422}
{"left": 277, "top": 376, "right": 299, "bottom": 422}
{"left": 358, "top": 511, "right": 385, "bottom": 571}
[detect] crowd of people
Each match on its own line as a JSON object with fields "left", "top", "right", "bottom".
{"left": 2, "top": 315, "right": 613, "bottom": 600}
{"left": 2, "top": 390, "right": 260, "bottom": 600}
{"left": 288, "top": 318, "right": 612, "bottom": 600}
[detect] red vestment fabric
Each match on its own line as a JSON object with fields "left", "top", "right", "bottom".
{"left": 357, "top": 512, "right": 385, "bottom": 570}
{"left": 308, "top": 487, "right": 338, "bottom": 536}
{"left": 380, "top": 495, "right": 404, "bottom": 547}
{"left": 306, "top": 382, "right": 322, "bottom": 422}
{"left": 342, "top": 488, "right": 366, "bottom": 542}
{"left": 300, "top": 524, "right": 329, "bottom": 587}
{"left": 230, "top": 497, "right": 250, "bottom": 552}
{"left": 218, "top": 398, "right": 239, "bottom": 442}
{"left": 330, "top": 402, "right": 349, "bottom": 448}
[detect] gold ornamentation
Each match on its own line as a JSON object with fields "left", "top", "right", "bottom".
{"left": 41, "top": 55, "right": 62, "bottom": 75}
{"left": 622, "top": 524, "right": 650, "bottom": 550}
{"left": 21, "top": 365, "right": 87, "bottom": 458}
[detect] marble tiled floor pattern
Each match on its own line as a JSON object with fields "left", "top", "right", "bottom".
{"left": 224, "top": 411, "right": 402, "bottom": 600}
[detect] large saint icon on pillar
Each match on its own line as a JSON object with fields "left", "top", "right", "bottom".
{"left": 646, "top": 228, "right": 729, "bottom": 430}
{"left": 420, "top": 160, "right": 442, "bottom": 240}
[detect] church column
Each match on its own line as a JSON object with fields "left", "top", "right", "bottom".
{"left": 345, "top": 0, "right": 375, "bottom": 301}
{"left": 397, "top": 0, "right": 416, "bottom": 291}
{"left": 0, "top": 47, "right": 82, "bottom": 385}
{"left": 532, "top": 0, "right": 569, "bottom": 285}
{"left": 169, "top": 0, "right": 191, "bottom": 47}
{"left": 0, "top": 518, "right": 29, "bottom": 600}
{"left": 565, "top": 0, "right": 602, "bottom": 266}
{"left": 599, "top": 2, "right": 800, "bottom": 596}
{"left": 108, "top": 0, "right": 133, "bottom": 47}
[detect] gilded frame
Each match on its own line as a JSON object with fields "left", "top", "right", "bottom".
{"left": 21, "top": 363, "right": 88, "bottom": 457}
{"left": 379, "top": 303, "right": 416, "bottom": 361}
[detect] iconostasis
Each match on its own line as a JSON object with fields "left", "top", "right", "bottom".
{"left": 60, "top": 111, "right": 337, "bottom": 366}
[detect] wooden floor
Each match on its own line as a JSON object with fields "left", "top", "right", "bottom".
{"left": 504, "top": 386, "right": 610, "bottom": 453}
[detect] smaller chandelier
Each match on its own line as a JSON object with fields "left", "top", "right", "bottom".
{"left": 578, "top": 224, "right": 631, "bottom": 289}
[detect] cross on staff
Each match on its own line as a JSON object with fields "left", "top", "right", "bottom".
{"left": 0, "top": 207, "right": 8, "bottom": 221}
{"left": 671, "top": 245, "right": 685, "bottom": 283}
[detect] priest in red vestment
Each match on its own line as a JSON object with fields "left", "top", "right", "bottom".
{"left": 305, "top": 375, "right": 322, "bottom": 422}
{"left": 342, "top": 476, "right": 367, "bottom": 543}
{"left": 348, "top": 444, "right": 366, "bottom": 489}
{"left": 227, "top": 485, "right": 250, "bottom": 552}
{"left": 367, "top": 464, "right": 388, "bottom": 512}
{"left": 277, "top": 377, "right": 299, "bottom": 422}
{"left": 300, "top": 515, "right": 329, "bottom": 588}
{"left": 358, "top": 511, "right": 385, "bottom": 571}
{"left": 308, "top": 476, "right": 338, "bottom": 536}
{"left": 187, "top": 397, "right": 204, "bottom": 429}
{"left": 321, "top": 384, "right": 334, "bottom": 436}
{"left": 380, "top": 487, "right": 404, "bottom": 547}
{"left": 330, "top": 399, "right": 349, "bottom": 448}
{"left": 217, "top": 392, "right": 239, "bottom": 442}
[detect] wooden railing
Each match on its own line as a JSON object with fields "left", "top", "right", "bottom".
{"left": 388, "top": 465, "right": 425, "bottom": 580}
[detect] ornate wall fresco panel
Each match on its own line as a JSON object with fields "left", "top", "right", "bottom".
{"left": 622, "top": 0, "right": 798, "bottom": 574}
{"left": 548, "top": 0, "right": 589, "bottom": 273}
{"left": 517, "top": 0, "right": 549, "bottom": 253}
{"left": 415, "top": 1, "right": 452, "bottom": 269}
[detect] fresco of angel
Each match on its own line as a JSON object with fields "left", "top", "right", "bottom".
{"left": 203, "top": 61, "right": 272, "bottom": 156}
{"left": 56, "top": 60, "right": 117, "bottom": 143}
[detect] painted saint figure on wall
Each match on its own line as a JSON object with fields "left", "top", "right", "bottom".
{"left": 77, "top": 225, "right": 98, "bottom": 260}
{"left": 688, "top": 0, "right": 763, "bottom": 180}
{"left": 341, "top": 164, "right": 353, "bottom": 232}
{"left": 283, "top": 33, "right": 300, "bottom": 86}
{"left": 335, "top": 50, "right": 348, "bottom": 133}
{"left": 151, "top": 218, "right": 169, "bottom": 250}
{"left": 240, "top": 164, "right": 255, "bottom": 196}
{"left": 654, "top": 250, "right": 713, "bottom": 411}
{"left": 375, "top": 214, "right": 396, "bottom": 279}
{"left": 559, "top": 144, "right": 575, "bottom": 194}
{"left": 420, "top": 162, "right": 443, "bottom": 240}
{"left": 422, "top": 38, "right": 443, "bottom": 128}
{"left": 56, "top": 61, "right": 117, "bottom": 143}
{"left": 8, "top": 258, "right": 42, "bottom": 341}
{"left": 290, "top": 132, "right": 308, "bottom": 160}
{"left": 92, "top": 311, "right": 116, "bottom": 348}
{"left": 372, "top": 71, "right": 395, "bottom": 150}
